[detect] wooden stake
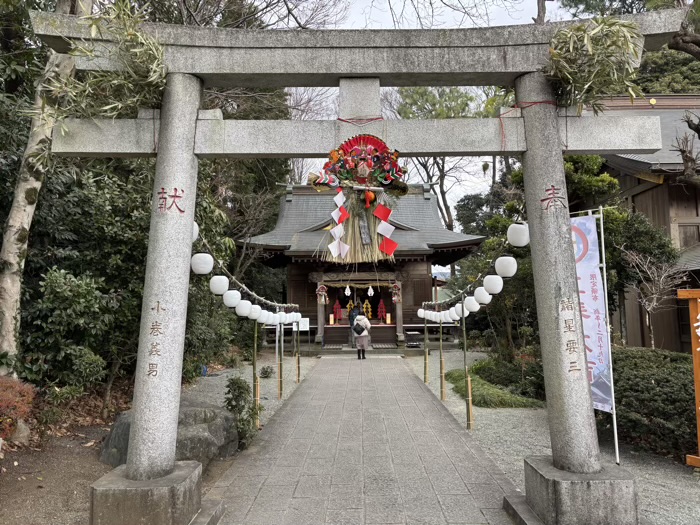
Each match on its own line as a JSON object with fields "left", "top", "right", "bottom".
{"left": 677, "top": 290, "right": 700, "bottom": 467}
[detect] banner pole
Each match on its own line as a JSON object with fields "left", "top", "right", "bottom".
{"left": 597, "top": 205, "right": 621, "bottom": 465}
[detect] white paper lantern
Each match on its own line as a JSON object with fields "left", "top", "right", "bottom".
{"left": 294, "top": 312, "right": 301, "bottom": 322}
{"left": 507, "top": 223, "right": 530, "bottom": 247}
{"left": 454, "top": 303, "right": 463, "bottom": 317}
{"left": 191, "top": 253, "right": 214, "bottom": 275}
{"left": 474, "top": 287, "right": 492, "bottom": 305}
{"left": 495, "top": 256, "right": 518, "bottom": 278}
{"left": 209, "top": 275, "right": 229, "bottom": 295}
{"left": 235, "top": 300, "right": 252, "bottom": 317}
{"left": 248, "top": 305, "right": 262, "bottom": 320}
{"left": 449, "top": 307, "right": 460, "bottom": 321}
{"left": 417, "top": 308, "right": 425, "bottom": 319}
{"left": 464, "top": 296, "right": 481, "bottom": 313}
{"left": 271, "top": 313, "right": 280, "bottom": 325}
{"left": 258, "top": 311, "right": 269, "bottom": 324}
{"left": 442, "top": 311, "right": 452, "bottom": 323}
{"left": 280, "top": 312, "right": 289, "bottom": 324}
{"left": 192, "top": 222, "right": 199, "bottom": 243}
{"left": 345, "top": 285, "right": 351, "bottom": 296}
{"left": 368, "top": 286, "right": 374, "bottom": 297}
{"left": 223, "top": 290, "right": 241, "bottom": 308}
{"left": 483, "top": 275, "right": 504, "bottom": 295}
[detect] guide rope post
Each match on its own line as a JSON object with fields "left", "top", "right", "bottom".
{"left": 461, "top": 292, "right": 473, "bottom": 430}
{"left": 440, "top": 316, "right": 446, "bottom": 401}
{"left": 423, "top": 314, "right": 429, "bottom": 384}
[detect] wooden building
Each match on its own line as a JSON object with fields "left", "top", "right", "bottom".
{"left": 602, "top": 95, "right": 700, "bottom": 351}
{"left": 246, "top": 184, "right": 484, "bottom": 347}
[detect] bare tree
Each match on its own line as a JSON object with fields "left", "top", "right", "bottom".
{"left": 287, "top": 86, "right": 337, "bottom": 183}
{"left": 366, "top": 0, "right": 522, "bottom": 28}
{"left": 620, "top": 246, "right": 688, "bottom": 349}
{"left": 228, "top": 192, "right": 281, "bottom": 278}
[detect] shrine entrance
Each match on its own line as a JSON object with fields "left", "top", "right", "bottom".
{"left": 29, "top": 5, "right": 686, "bottom": 525}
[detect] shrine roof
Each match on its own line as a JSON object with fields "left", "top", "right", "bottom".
{"left": 246, "top": 185, "right": 483, "bottom": 265}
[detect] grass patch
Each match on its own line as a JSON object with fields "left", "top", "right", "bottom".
{"left": 445, "top": 369, "right": 545, "bottom": 409}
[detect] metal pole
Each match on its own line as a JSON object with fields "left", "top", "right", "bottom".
{"left": 277, "top": 323, "right": 284, "bottom": 399}
{"left": 253, "top": 320, "right": 260, "bottom": 429}
{"left": 275, "top": 309, "right": 281, "bottom": 400}
{"left": 423, "top": 314, "right": 429, "bottom": 384}
{"left": 461, "top": 293, "right": 473, "bottom": 430}
{"left": 295, "top": 321, "right": 300, "bottom": 384}
{"left": 597, "top": 205, "right": 621, "bottom": 465}
{"left": 440, "top": 316, "right": 446, "bottom": 401}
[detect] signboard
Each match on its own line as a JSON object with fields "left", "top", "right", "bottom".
{"left": 294, "top": 318, "right": 310, "bottom": 332}
{"left": 571, "top": 216, "right": 613, "bottom": 413}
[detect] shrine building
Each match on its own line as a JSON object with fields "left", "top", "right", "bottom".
{"left": 246, "top": 183, "right": 484, "bottom": 348}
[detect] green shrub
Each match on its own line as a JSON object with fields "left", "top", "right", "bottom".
{"left": 259, "top": 365, "right": 274, "bottom": 378}
{"left": 604, "top": 347, "right": 695, "bottom": 459}
{"left": 445, "top": 369, "right": 544, "bottom": 409}
{"left": 0, "top": 377, "right": 37, "bottom": 439}
{"left": 224, "top": 376, "right": 263, "bottom": 448}
{"left": 470, "top": 357, "right": 546, "bottom": 401}
{"left": 19, "top": 268, "right": 110, "bottom": 387}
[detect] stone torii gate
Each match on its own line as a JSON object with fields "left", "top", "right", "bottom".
{"left": 30, "top": 7, "right": 685, "bottom": 525}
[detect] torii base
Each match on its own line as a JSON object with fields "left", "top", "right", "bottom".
{"left": 504, "top": 456, "right": 638, "bottom": 525}
{"left": 90, "top": 461, "right": 220, "bottom": 525}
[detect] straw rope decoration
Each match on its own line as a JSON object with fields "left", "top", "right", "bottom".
{"left": 311, "top": 135, "right": 408, "bottom": 264}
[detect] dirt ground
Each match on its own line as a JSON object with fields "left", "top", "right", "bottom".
{"left": 0, "top": 425, "right": 111, "bottom": 525}
{"left": 0, "top": 424, "right": 233, "bottom": 525}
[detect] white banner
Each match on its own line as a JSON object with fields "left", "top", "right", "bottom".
{"left": 571, "top": 216, "right": 613, "bottom": 413}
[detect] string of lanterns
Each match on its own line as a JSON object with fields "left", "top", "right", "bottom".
{"left": 418, "top": 222, "right": 529, "bottom": 321}
{"left": 189, "top": 225, "right": 301, "bottom": 324}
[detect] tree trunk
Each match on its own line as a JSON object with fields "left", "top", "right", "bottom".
{"left": 0, "top": 53, "right": 75, "bottom": 375}
{"left": 646, "top": 310, "right": 655, "bottom": 349}
{"left": 618, "top": 290, "right": 627, "bottom": 346}
{"left": 102, "top": 359, "right": 121, "bottom": 419}
{"left": 533, "top": 0, "right": 546, "bottom": 24}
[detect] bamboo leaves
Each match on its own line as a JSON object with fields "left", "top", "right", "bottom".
{"left": 544, "top": 17, "right": 644, "bottom": 115}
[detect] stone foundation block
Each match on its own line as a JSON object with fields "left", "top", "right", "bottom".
{"left": 521, "top": 455, "right": 638, "bottom": 525}
{"left": 90, "top": 460, "right": 202, "bottom": 525}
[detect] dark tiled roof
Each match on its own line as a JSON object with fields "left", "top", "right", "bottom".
{"left": 247, "top": 186, "right": 483, "bottom": 259}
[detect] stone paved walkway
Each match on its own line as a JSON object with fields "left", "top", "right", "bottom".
{"left": 208, "top": 357, "right": 518, "bottom": 525}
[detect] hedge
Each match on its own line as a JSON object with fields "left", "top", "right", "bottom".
{"left": 608, "top": 347, "right": 696, "bottom": 460}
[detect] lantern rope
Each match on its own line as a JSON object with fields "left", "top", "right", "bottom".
{"left": 199, "top": 236, "right": 299, "bottom": 311}
{"left": 422, "top": 240, "right": 511, "bottom": 309}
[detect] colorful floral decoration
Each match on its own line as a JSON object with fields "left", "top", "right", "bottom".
{"left": 346, "top": 300, "right": 355, "bottom": 317}
{"left": 377, "top": 299, "right": 386, "bottom": 321}
{"left": 309, "top": 135, "right": 408, "bottom": 263}
{"left": 363, "top": 299, "right": 372, "bottom": 319}
{"left": 316, "top": 284, "right": 329, "bottom": 304}
{"left": 333, "top": 299, "right": 342, "bottom": 321}
{"left": 391, "top": 283, "right": 402, "bottom": 304}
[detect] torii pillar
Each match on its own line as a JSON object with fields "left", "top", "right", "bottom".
{"left": 503, "top": 72, "right": 638, "bottom": 525}
{"left": 90, "top": 74, "right": 209, "bottom": 525}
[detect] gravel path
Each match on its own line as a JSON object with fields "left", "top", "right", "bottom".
{"left": 184, "top": 352, "right": 319, "bottom": 427}
{"left": 407, "top": 350, "right": 700, "bottom": 525}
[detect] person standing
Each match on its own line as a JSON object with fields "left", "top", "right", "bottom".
{"left": 349, "top": 305, "right": 360, "bottom": 348}
{"left": 353, "top": 313, "right": 371, "bottom": 360}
